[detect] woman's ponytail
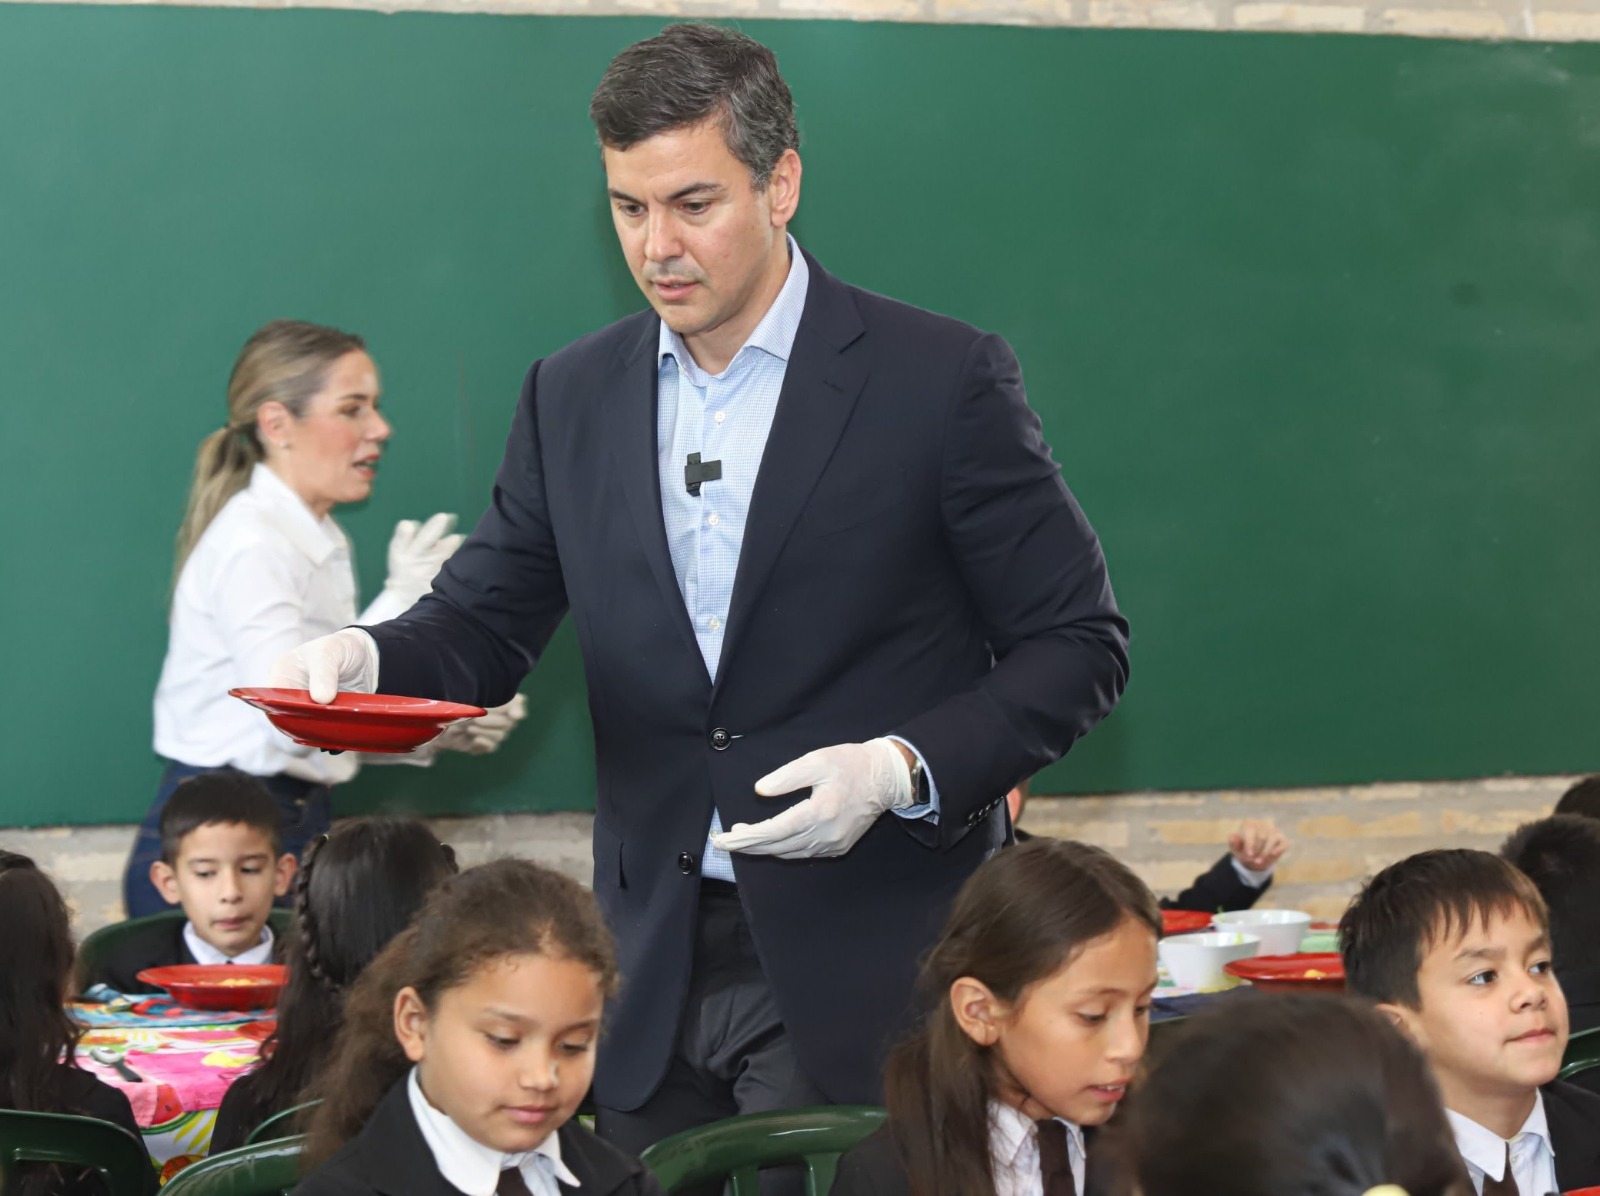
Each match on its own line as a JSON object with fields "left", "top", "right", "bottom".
{"left": 174, "top": 424, "right": 261, "bottom": 575}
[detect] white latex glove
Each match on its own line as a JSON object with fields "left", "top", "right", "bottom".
{"left": 435, "top": 694, "right": 528, "bottom": 755}
{"left": 268, "top": 629, "right": 380, "bottom": 704}
{"left": 712, "top": 738, "right": 914, "bottom": 859}
{"left": 383, "top": 513, "right": 464, "bottom": 606}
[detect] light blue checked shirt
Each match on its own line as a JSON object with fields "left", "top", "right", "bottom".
{"left": 656, "top": 237, "right": 937, "bottom": 883}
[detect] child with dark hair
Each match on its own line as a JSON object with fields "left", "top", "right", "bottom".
{"left": 1117, "top": 992, "right": 1470, "bottom": 1196}
{"left": 210, "top": 817, "right": 459, "bottom": 1153}
{"left": 295, "top": 859, "right": 661, "bottom": 1196}
{"left": 1554, "top": 776, "right": 1600, "bottom": 821}
{"left": 89, "top": 769, "right": 295, "bottom": 994}
{"left": 1502, "top": 815, "right": 1600, "bottom": 1042}
{"left": 0, "top": 850, "right": 157, "bottom": 1196}
{"left": 832, "top": 838, "right": 1161, "bottom": 1196}
{"left": 1340, "top": 848, "right": 1600, "bottom": 1195}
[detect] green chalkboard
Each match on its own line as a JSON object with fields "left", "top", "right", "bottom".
{"left": 2, "top": 7, "right": 1597, "bottom": 827}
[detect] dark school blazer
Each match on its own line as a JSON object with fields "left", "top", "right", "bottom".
{"left": 11, "top": 1067, "right": 159, "bottom": 1196}
{"left": 85, "top": 919, "right": 284, "bottom": 995}
{"left": 290, "top": 1080, "right": 663, "bottom": 1196}
{"left": 366, "top": 249, "right": 1130, "bottom": 1109}
{"left": 831, "top": 1122, "right": 1112, "bottom": 1196}
{"left": 1545, "top": 1079, "right": 1600, "bottom": 1192}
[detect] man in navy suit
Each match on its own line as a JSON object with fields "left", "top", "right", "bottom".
{"left": 274, "top": 22, "right": 1129, "bottom": 1161}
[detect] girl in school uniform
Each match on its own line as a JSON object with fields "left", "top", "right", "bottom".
{"left": 293, "top": 858, "right": 663, "bottom": 1196}
{"left": 831, "top": 838, "right": 1161, "bottom": 1196}
{"left": 210, "top": 818, "right": 460, "bottom": 1153}
{"left": 125, "top": 319, "right": 526, "bottom": 917}
{"left": 0, "top": 851, "right": 157, "bottom": 1196}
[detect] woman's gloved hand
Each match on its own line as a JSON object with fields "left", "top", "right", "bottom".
{"left": 382, "top": 513, "right": 464, "bottom": 606}
{"left": 434, "top": 694, "right": 528, "bottom": 755}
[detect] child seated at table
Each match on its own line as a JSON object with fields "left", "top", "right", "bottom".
{"left": 0, "top": 850, "right": 157, "bottom": 1196}
{"left": 210, "top": 817, "right": 460, "bottom": 1153}
{"left": 294, "top": 859, "right": 662, "bottom": 1196}
{"left": 1340, "top": 848, "right": 1600, "bottom": 1195}
{"left": 831, "top": 838, "right": 1160, "bottom": 1196}
{"left": 86, "top": 769, "right": 295, "bottom": 994}
{"left": 1116, "top": 992, "right": 1470, "bottom": 1196}
{"left": 1554, "top": 775, "right": 1600, "bottom": 820}
{"left": 1007, "top": 780, "right": 1290, "bottom": 912}
{"left": 1502, "top": 816, "right": 1600, "bottom": 1043}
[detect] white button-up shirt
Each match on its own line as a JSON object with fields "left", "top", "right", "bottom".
{"left": 1447, "top": 1094, "right": 1557, "bottom": 1196}
{"left": 406, "top": 1069, "right": 579, "bottom": 1196}
{"left": 154, "top": 463, "right": 408, "bottom": 785}
{"left": 989, "top": 1100, "right": 1087, "bottom": 1196}
{"left": 183, "top": 921, "right": 274, "bottom": 966}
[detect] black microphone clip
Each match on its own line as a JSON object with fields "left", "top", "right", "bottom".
{"left": 685, "top": 452, "right": 723, "bottom": 497}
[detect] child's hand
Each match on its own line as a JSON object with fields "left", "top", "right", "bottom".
{"left": 1229, "top": 820, "right": 1289, "bottom": 872}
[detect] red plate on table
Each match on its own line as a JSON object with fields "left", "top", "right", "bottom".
{"left": 1224, "top": 952, "right": 1345, "bottom": 992}
{"left": 1161, "top": 909, "right": 1213, "bottom": 936}
{"left": 136, "top": 964, "right": 288, "bottom": 1011}
{"left": 229, "top": 688, "right": 486, "bottom": 753}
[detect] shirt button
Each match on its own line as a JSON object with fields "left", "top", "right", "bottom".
{"left": 708, "top": 513, "right": 720, "bottom": 527}
{"left": 708, "top": 616, "right": 721, "bottom": 631}
{"left": 677, "top": 852, "right": 695, "bottom": 875}
{"left": 714, "top": 411, "right": 726, "bottom": 424}
{"left": 710, "top": 727, "right": 732, "bottom": 750}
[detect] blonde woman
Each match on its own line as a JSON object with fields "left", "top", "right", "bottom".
{"left": 124, "top": 320, "right": 524, "bottom": 919}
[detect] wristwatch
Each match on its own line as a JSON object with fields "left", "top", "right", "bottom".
{"left": 902, "top": 751, "right": 927, "bottom": 808}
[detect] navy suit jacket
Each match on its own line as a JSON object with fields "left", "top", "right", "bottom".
{"left": 366, "top": 250, "right": 1130, "bottom": 1110}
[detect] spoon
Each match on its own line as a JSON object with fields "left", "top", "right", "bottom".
{"left": 88, "top": 1045, "right": 145, "bottom": 1083}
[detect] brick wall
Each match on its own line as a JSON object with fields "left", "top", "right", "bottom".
{"left": 4, "top": 774, "right": 1573, "bottom": 935}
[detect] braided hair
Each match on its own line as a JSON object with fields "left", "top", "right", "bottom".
{"left": 215, "top": 818, "right": 456, "bottom": 1148}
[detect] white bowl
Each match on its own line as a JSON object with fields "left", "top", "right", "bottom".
{"left": 1212, "top": 909, "right": 1313, "bottom": 957}
{"left": 1159, "top": 932, "right": 1262, "bottom": 991}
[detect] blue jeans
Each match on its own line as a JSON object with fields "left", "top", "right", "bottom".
{"left": 121, "top": 762, "right": 333, "bottom": 919}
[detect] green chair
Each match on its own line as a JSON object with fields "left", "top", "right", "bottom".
{"left": 161, "top": 1135, "right": 304, "bottom": 1196}
{"left": 640, "top": 1107, "right": 886, "bottom": 1196}
{"left": 1560, "top": 1025, "right": 1600, "bottom": 1081}
{"left": 0, "top": 1108, "right": 154, "bottom": 1196}
{"left": 244, "top": 1100, "right": 322, "bottom": 1147}
{"left": 78, "top": 909, "right": 292, "bottom": 990}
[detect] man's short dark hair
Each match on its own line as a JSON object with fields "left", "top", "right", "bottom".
{"left": 1339, "top": 848, "right": 1548, "bottom": 1009}
{"left": 1502, "top": 815, "right": 1600, "bottom": 978}
{"left": 589, "top": 23, "right": 799, "bottom": 189}
{"left": 159, "top": 770, "right": 284, "bottom": 864}
{"left": 1555, "top": 776, "right": 1600, "bottom": 821}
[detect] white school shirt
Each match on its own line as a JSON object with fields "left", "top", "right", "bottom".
{"left": 182, "top": 921, "right": 274, "bottom": 967}
{"left": 1446, "top": 1095, "right": 1558, "bottom": 1196}
{"left": 989, "top": 1101, "right": 1087, "bottom": 1196}
{"left": 406, "top": 1069, "right": 579, "bottom": 1196}
{"left": 154, "top": 463, "right": 411, "bottom": 786}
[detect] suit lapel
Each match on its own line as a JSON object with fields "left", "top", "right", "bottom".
{"left": 713, "top": 255, "right": 867, "bottom": 689}
{"left": 607, "top": 315, "right": 706, "bottom": 671}
{"left": 357, "top": 1081, "right": 464, "bottom": 1196}
{"left": 1548, "top": 1084, "right": 1600, "bottom": 1191}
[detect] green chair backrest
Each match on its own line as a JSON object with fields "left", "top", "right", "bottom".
{"left": 1560, "top": 1025, "right": 1600, "bottom": 1081}
{"left": 244, "top": 1100, "right": 322, "bottom": 1147}
{"left": 640, "top": 1106, "right": 886, "bottom": 1196}
{"left": 0, "top": 1108, "right": 154, "bottom": 1196}
{"left": 79, "top": 910, "right": 292, "bottom": 990}
{"left": 161, "top": 1135, "right": 304, "bottom": 1196}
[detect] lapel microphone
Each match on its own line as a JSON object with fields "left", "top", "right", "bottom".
{"left": 685, "top": 452, "right": 722, "bottom": 497}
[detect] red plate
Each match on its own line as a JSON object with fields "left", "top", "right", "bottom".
{"left": 1224, "top": 952, "right": 1345, "bottom": 992}
{"left": 230, "top": 688, "right": 487, "bottom": 753}
{"left": 1161, "top": 909, "right": 1213, "bottom": 936}
{"left": 136, "top": 964, "right": 288, "bottom": 1011}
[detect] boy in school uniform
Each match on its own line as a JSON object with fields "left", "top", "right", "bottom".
{"left": 88, "top": 770, "right": 295, "bottom": 994}
{"left": 1502, "top": 816, "right": 1600, "bottom": 1046}
{"left": 1340, "top": 848, "right": 1600, "bottom": 1196}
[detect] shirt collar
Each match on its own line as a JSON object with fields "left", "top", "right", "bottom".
{"left": 405, "top": 1069, "right": 580, "bottom": 1196}
{"left": 988, "top": 1099, "right": 1086, "bottom": 1172}
{"left": 182, "top": 920, "right": 274, "bottom": 967}
{"left": 247, "top": 462, "right": 348, "bottom": 566}
{"left": 657, "top": 234, "right": 810, "bottom": 383}
{"left": 1445, "top": 1093, "right": 1554, "bottom": 1182}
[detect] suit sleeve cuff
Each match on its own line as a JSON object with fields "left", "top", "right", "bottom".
{"left": 1231, "top": 856, "right": 1275, "bottom": 888}
{"left": 887, "top": 736, "right": 940, "bottom": 825}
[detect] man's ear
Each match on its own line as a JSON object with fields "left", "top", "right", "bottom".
{"left": 950, "top": 975, "right": 1009, "bottom": 1047}
{"left": 273, "top": 853, "right": 298, "bottom": 899}
{"left": 394, "top": 986, "right": 430, "bottom": 1064}
{"left": 765, "top": 148, "right": 802, "bottom": 229}
{"left": 149, "top": 860, "right": 182, "bottom": 907}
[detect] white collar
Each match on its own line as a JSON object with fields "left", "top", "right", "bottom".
{"left": 406, "top": 1068, "right": 580, "bottom": 1196}
{"left": 182, "top": 920, "right": 274, "bottom": 967}
{"left": 1445, "top": 1093, "right": 1554, "bottom": 1182}
{"left": 657, "top": 233, "right": 810, "bottom": 383}
{"left": 988, "top": 1099, "right": 1086, "bottom": 1173}
{"left": 247, "top": 462, "right": 348, "bottom": 566}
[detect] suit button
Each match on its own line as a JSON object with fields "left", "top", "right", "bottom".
{"left": 709, "top": 727, "right": 732, "bottom": 750}
{"left": 678, "top": 852, "right": 695, "bottom": 875}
